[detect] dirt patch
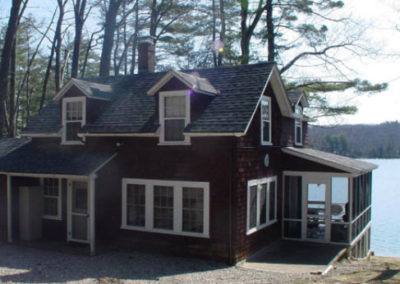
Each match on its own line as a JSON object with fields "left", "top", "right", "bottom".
{"left": 308, "top": 256, "right": 400, "bottom": 284}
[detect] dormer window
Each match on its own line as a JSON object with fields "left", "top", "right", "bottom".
{"left": 261, "top": 96, "right": 272, "bottom": 145}
{"left": 295, "top": 105, "right": 303, "bottom": 115}
{"left": 294, "top": 105, "right": 303, "bottom": 146}
{"left": 295, "top": 119, "right": 303, "bottom": 145}
{"left": 159, "top": 90, "right": 190, "bottom": 145}
{"left": 62, "top": 97, "right": 86, "bottom": 144}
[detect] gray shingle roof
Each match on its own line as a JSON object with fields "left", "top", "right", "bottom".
{"left": 287, "top": 90, "right": 303, "bottom": 105}
{"left": 174, "top": 71, "right": 218, "bottom": 95}
{"left": 283, "top": 147, "right": 378, "bottom": 174}
{"left": 0, "top": 142, "right": 116, "bottom": 176}
{"left": 0, "top": 137, "right": 31, "bottom": 159}
{"left": 71, "top": 78, "right": 113, "bottom": 100}
{"left": 23, "top": 62, "right": 275, "bottom": 135}
{"left": 23, "top": 101, "right": 62, "bottom": 134}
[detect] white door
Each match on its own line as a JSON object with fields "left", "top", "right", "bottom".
{"left": 68, "top": 180, "right": 89, "bottom": 243}
{"left": 302, "top": 176, "right": 331, "bottom": 242}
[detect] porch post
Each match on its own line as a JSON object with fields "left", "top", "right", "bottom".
{"left": 7, "top": 175, "right": 12, "bottom": 242}
{"left": 89, "top": 174, "right": 96, "bottom": 255}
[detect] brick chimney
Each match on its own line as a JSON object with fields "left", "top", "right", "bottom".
{"left": 138, "top": 37, "right": 155, "bottom": 73}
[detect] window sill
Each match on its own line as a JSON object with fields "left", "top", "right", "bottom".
{"left": 42, "top": 215, "right": 62, "bottom": 221}
{"left": 261, "top": 142, "right": 273, "bottom": 146}
{"left": 61, "top": 141, "right": 84, "bottom": 146}
{"left": 294, "top": 143, "right": 303, "bottom": 147}
{"left": 158, "top": 141, "right": 191, "bottom": 146}
{"left": 246, "top": 220, "right": 277, "bottom": 236}
{"left": 120, "top": 224, "right": 209, "bottom": 239}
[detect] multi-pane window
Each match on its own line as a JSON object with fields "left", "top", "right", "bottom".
{"left": 127, "top": 184, "right": 145, "bottom": 227}
{"left": 159, "top": 91, "right": 190, "bottom": 144}
{"left": 182, "top": 187, "right": 204, "bottom": 233}
{"left": 62, "top": 97, "right": 85, "bottom": 144}
{"left": 295, "top": 119, "right": 302, "bottom": 145}
{"left": 153, "top": 186, "right": 174, "bottom": 230}
{"left": 261, "top": 96, "right": 272, "bottom": 145}
{"left": 247, "top": 176, "right": 277, "bottom": 234}
{"left": 122, "top": 179, "right": 209, "bottom": 237}
{"left": 43, "top": 178, "right": 61, "bottom": 219}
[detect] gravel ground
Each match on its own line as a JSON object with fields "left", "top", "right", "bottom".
{"left": 0, "top": 242, "right": 318, "bottom": 284}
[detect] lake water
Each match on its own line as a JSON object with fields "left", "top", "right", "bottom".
{"left": 363, "top": 159, "right": 400, "bottom": 257}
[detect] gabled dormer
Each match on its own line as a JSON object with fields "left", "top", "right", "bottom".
{"left": 147, "top": 70, "right": 218, "bottom": 145}
{"left": 288, "top": 90, "right": 309, "bottom": 146}
{"left": 53, "top": 78, "right": 113, "bottom": 145}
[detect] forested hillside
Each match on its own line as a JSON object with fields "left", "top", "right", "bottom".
{"left": 308, "top": 121, "right": 400, "bottom": 158}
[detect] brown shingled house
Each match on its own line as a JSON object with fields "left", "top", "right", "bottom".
{"left": 0, "top": 41, "right": 376, "bottom": 263}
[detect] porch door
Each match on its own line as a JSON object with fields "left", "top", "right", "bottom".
{"left": 302, "top": 177, "right": 331, "bottom": 242}
{"left": 68, "top": 180, "right": 89, "bottom": 243}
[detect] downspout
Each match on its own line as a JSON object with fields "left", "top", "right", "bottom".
{"left": 7, "top": 175, "right": 12, "bottom": 242}
{"left": 228, "top": 139, "right": 233, "bottom": 264}
{"left": 89, "top": 173, "right": 96, "bottom": 256}
{"left": 228, "top": 137, "right": 238, "bottom": 264}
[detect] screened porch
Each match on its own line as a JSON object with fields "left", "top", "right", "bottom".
{"left": 282, "top": 147, "right": 377, "bottom": 258}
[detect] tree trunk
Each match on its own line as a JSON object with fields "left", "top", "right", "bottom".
{"left": 218, "top": 0, "right": 225, "bottom": 66}
{"left": 130, "top": 2, "right": 139, "bottom": 74}
{"left": 8, "top": 38, "right": 17, "bottom": 137}
{"left": 240, "top": 1, "right": 249, "bottom": 64}
{"left": 40, "top": 38, "right": 56, "bottom": 110}
{"left": 39, "top": 8, "right": 58, "bottom": 110}
{"left": 81, "top": 28, "right": 103, "bottom": 78}
{"left": 212, "top": 0, "right": 217, "bottom": 67}
{"left": 0, "top": 0, "right": 26, "bottom": 137}
{"left": 99, "top": 0, "right": 122, "bottom": 77}
{"left": 239, "top": 0, "right": 267, "bottom": 65}
{"left": 266, "top": 0, "right": 274, "bottom": 62}
{"left": 55, "top": 0, "right": 67, "bottom": 92}
{"left": 71, "top": 0, "right": 87, "bottom": 78}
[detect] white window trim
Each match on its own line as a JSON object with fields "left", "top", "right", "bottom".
{"left": 295, "top": 119, "right": 303, "bottom": 146}
{"left": 158, "top": 90, "right": 191, "bottom": 145}
{"left": 121, "top": 178, "right": 209, "bottom": 238}
{"left": 62, "top": 96, "right": 86, "bottom": 145}
{"left": 41, "top": 178, "right": 62, "bottom": 220}
{"left": 246, "top": 176, "right": 277, "bottom": 235}
{"left": 260, "top": 96, "right": 272, "bottom": 146}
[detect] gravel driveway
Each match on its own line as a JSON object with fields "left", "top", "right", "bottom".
{"left": 0, "top": 242, "right": 316, "bottom": 283}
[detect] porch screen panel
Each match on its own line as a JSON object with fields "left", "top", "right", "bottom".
{"left": 182, "top": 187, "right": 204, "bottom": 233}
{"left": 284, "top": 176, "right": 302, "bottom": 219}
{"left": 283, "top": 176, "right": 302, "bottom": 239}
{"left": 284, "top": 221, "right": 302, "bottom": 238}
{"left": 153, "top": 186, "right": 174, "bottom": 230}
{"left": 127, "top": 184, "right": 145, "bottom": 227}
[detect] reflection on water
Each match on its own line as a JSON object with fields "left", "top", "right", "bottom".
{"left": 362, "top": 159, "right": 400, "bottom": 257}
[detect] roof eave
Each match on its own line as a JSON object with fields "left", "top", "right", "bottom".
{"left": 53, "top": 79, "right": 112, "bottom": 101}
{"left": 282, "top": 147, "right": 378, "bottom": 174}
{"left": 147, "top": 70, "right": 218, "bottom": 96}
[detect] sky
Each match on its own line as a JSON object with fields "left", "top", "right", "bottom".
{"left": 0, "top": 0, "right": 399, "bottom": 126}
